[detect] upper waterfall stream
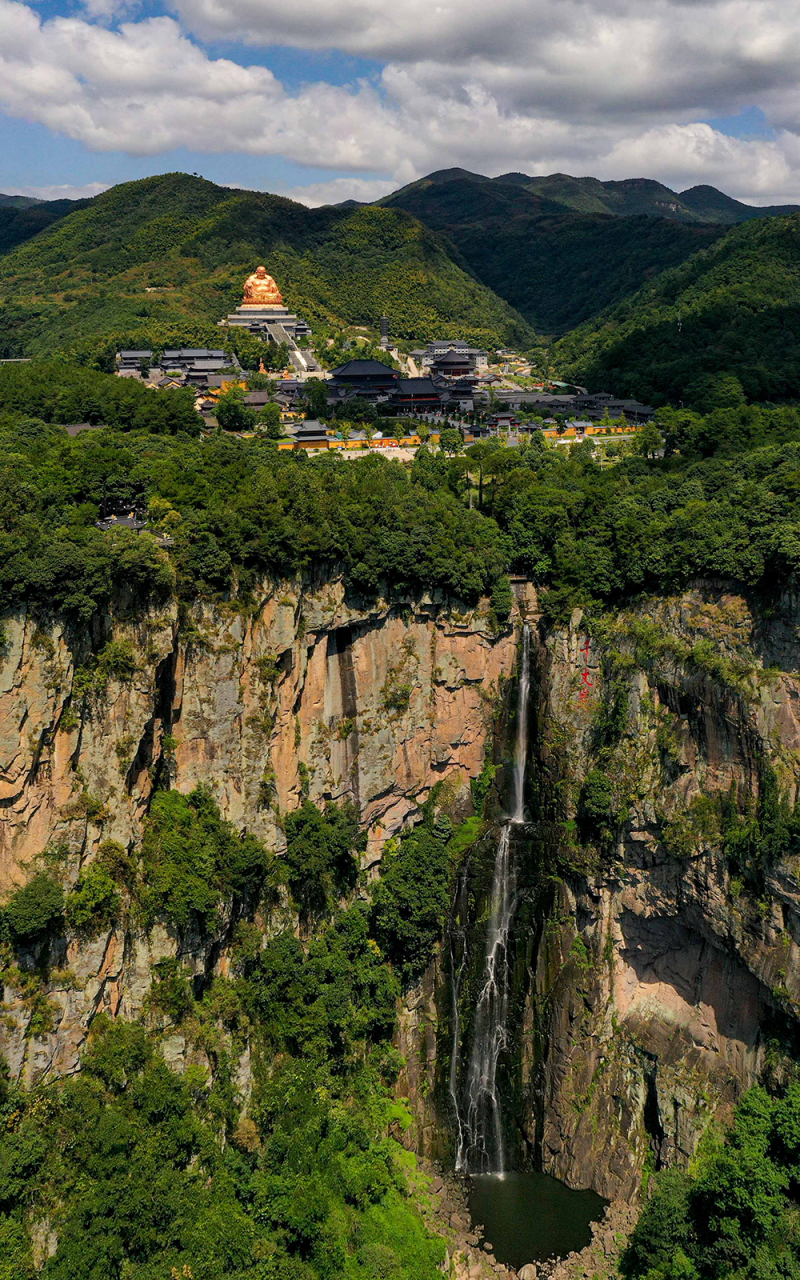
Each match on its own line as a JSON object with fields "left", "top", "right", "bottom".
{"left": 453, "top": 625, "right": 530, "bottom": 1176}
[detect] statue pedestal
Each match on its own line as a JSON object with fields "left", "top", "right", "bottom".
{"left": 224, "top": 305, "right": 300, "bottom": 336}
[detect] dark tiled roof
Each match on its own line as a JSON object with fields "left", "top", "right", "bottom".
{"left": 293, "top": 418, "right": 329, "bottom": 437}
{"left": 394, "top": 378, "right": 439, "bottom": 394}
{"left": 433, "top": 350, "right": 473, "bottom": 364}
{"left": 331, "top": 360, "right": 398, "bottom": 377}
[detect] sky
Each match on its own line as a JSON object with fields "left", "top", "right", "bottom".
{"left": 2, "top": 0, "right": 800, "bottom": 206}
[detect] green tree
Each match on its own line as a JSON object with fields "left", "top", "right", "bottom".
{"left": 257, "top": 401, "right": 283, "bottom": 438}
{"left": 4, "top": 873, "right": 64, "bottom": 940}
{"left": 215, "top": 387, "right": 256, "bottom": 433}
{"left": 439, "top": 428, "right": 462, "bottom": 455}
{"left": 636, "top": 422, "right": 665, "bottom": 458}
{"left": 283, "top": 800, "right": 365, "bottom": 919}
{"left": 301, "top": 378, "right": 330, "bottom": 419}
{"left": 370, "top": 815, "right": 452, "bottom": 985}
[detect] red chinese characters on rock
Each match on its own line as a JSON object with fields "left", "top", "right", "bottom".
{"left": 578, "top": 636, "right": 593, "bottom": 702}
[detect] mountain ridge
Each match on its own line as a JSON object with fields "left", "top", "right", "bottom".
{"left": 384, "top": 169, "right": 800, "bottom": 224}
{"left": 554, "top": 211, "right": 800, "bottom": 405}
{"left": 0, "top": 171, "right": 532, "bottom": 360}
{"left": 380, "top": 172, "right": 724, "bottom": 332}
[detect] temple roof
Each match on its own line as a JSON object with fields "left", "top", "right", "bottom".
{"left": 331, "top": 359, "right": 398, "bottom": 377}
{"left": 394, "top": 378, "right": 439, "bottom": 394}
{"left": 433, "top": 350, "right": 474, "bottom": 364}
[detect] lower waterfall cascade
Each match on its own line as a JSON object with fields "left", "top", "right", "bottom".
{"left": 452, "top": 623, "right": 531, "bottom": 1175}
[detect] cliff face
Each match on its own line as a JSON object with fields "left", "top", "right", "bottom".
{"left": 522, "top": 585, "right": 800, "bottom": 1199}
{"left": 0, "top": 579, "right": 518, "bottom": 1085}
{"left": 7, "top": 574, "right": 800, "bottom": 1209}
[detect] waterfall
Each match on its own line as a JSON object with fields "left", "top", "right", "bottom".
{"left": 512, "top": 624, "right": 531, "bottom": 823}
{"left": 453, "top": 624, "right": 531, "bottom": 1175}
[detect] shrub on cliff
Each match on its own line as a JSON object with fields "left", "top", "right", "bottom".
{"left": 137, "top": 786, "right": 275, "bottom": 929}
{"left": 623, "top": 1085, "right": 800, "bottom": 1279}
{"left": 65, "top": 863, "right": 121, "bottom": 935}
{"left": 243, "top": 906, "right": 398, "bottom": 1059}
{"left": 283, "top": 799, "right": 364, "bottom": 919}
{"left": 3, "top": 873, "right": 64, "bottom": 941}
{"left": 577, "top": 770, "right": 619, "bottom": 847}
{"left": 370, "top": 814, "right": 453, "bottom": 985}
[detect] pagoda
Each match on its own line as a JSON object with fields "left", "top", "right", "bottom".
{"left": 223, "top": 265, "right": 302, "bottom": 338}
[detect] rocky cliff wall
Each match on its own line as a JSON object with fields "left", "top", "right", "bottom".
{"left": 521, "top": 584, "right": 800, "bottom": 1199}
{"left": 8, "top": 572, "right": 799, "bottom": 1211}
{"left": 0, "top": 579, "right": 520, "bottom": 1085}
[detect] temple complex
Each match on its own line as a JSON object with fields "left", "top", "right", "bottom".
{"left": 222, "top": 265, "right": 306, "bottom": 341}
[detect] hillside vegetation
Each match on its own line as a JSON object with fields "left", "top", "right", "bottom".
{"left": 554, "top": 214, "right": 800, "bottom": 406}
{"left": 382, "top": 173, "right": 722, "bottom": 332}
{"left": 4, "top": 362, "right": 800, "bottom": 624}
{"left": 0, "top": 198, "right": 90, "bottom": 256}
{"left": 505, "top": 172, "right": 800, "bottom": 223}
{"left": 0, "top": 173, "right": 531, "bottom": 361}
{"left": 0, "top": 369, "right": 510, "bottom": 619}
{"left": 0, "top": 784, "right": 458, "bottom": 1280}
{"left": 624, "top": 1085, "right": 800, "bottom": 1279}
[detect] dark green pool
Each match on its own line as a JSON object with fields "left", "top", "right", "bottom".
{"left": 467, "top": 1171, "right": 606, "bottom": 1268}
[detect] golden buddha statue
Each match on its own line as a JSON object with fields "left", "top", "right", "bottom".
{"left": 242, "top": 265, "right": 284, "bottom": 307}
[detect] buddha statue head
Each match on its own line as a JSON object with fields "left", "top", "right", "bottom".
{"left": 242, "top": 265, "right": 284, "bottom": 307}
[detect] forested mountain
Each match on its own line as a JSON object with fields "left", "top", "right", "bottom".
{"left": 387, "top": 167, "right": 800, "bottom": 225}
{"left": 4, "top": 166, "right": 800, "bottom": 404}
{"left": 554, "top": 212, "right": 800, "bottom": 407}
{"left": 498, "top": 172, "right": 800, "bottom": 223}
{"left": 0, "top": 173, "right": 531, "bottom": 361}
{"left": 381, "top": 172, "right": 723, "bottom": 332}
{"left": 0, "top": 193, "right": 42, "bottom": 209}
{"left": 0, "top": 197, "right": 89, "bottom": 257}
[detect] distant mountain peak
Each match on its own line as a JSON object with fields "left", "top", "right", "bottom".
{"left": 387, "top": 168, "right": 800, "bottom": 226}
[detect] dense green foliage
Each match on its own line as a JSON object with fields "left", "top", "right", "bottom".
{"left": 139, "top": 787, "right": 276, "bottom": 929}
{"left": 0, "top": 173, "right": 530, "bottom": 360}
{"left": 623, "top": 1085, "right": 800, "bottom": 1279}
{"left": 383, "top": 173, "right": 722, "bottom": 333}
{"left": 470, "top": 405, "right": 800, "bottom": 615}
{"left": 371, "top": 814, "right": 454, "bottom": 984}
{"left": 555, "top": 214, "right": 800, "bottom": 406}
{"left": 0, "top": 403, "right": 509, "bottom": 618}
{"left": 0, "top": 360, "right": 203, "bottom": 432}
{"left": 0, "top": 198, "right": 88, "bottom": 256}
{"left": 2, "top": 874, "right": 64, "bottom": 941}
{"left": 283, "top": 800, "right": 364, "bottom": 919}
{"left": 6, "top": 364, "right": 800, "bottom": 624}
{"left": 0, "top": 792, "right": 463, "bottom": 1280}
{"left": 0, "top": 1015, "right": 445, "bottom": 1280}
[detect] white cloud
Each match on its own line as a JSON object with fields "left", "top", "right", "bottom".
{"left": 1, "top": 0, "right": 800, "bottom": 203}
{"left": 169, "top": 0, "right": 800, "bottom": 127}
{"left": 276, "top": 176, "right": 397, "bottom": 206}
{"left": 600, "top": 124, "right": 797, "bottom": 203}
{"left": 0, "top": 180, "right": 111, "bottom": 200}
